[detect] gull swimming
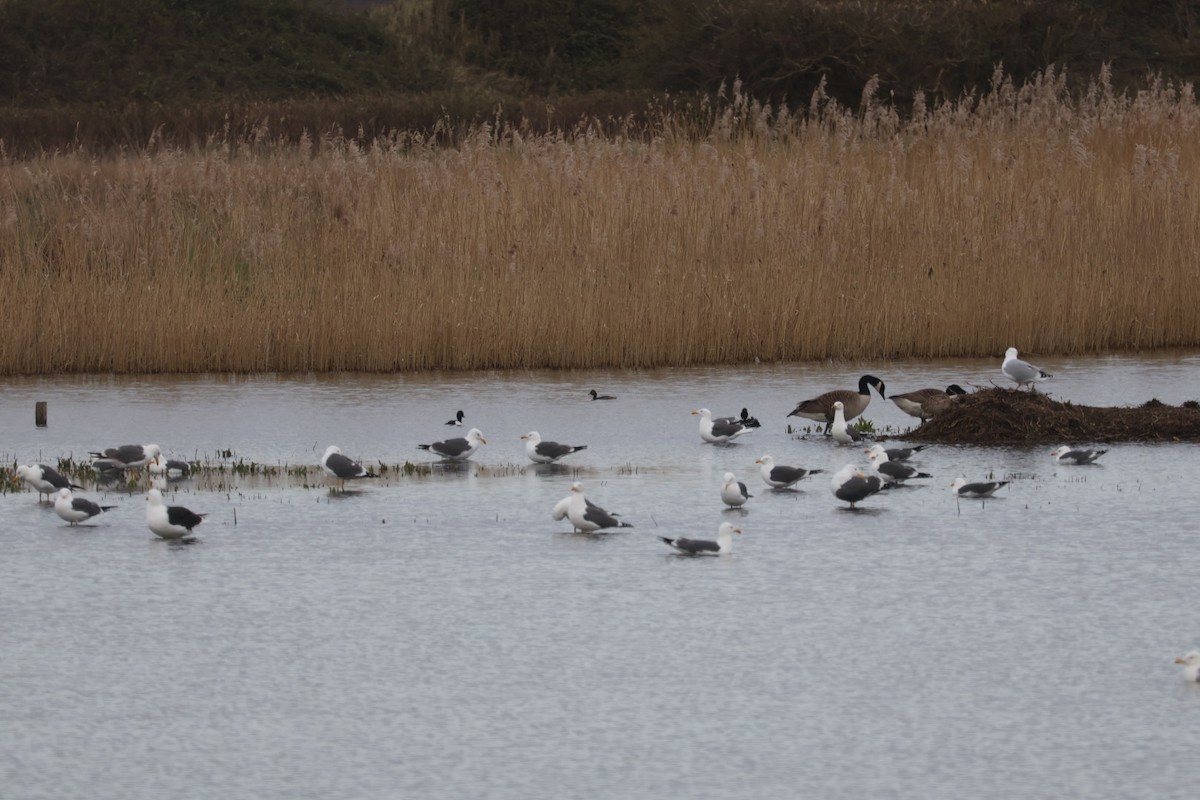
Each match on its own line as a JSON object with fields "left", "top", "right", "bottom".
{"left": 659, "top": 522, "right": 741, "bottom": 556}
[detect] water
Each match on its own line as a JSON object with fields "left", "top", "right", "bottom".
{"left": 3, "top": 353, "right": 1200, "bottom": 800}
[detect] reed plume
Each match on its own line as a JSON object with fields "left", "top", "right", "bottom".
{"left": 2, "top": 68, "right": 1198, "bottom": 374}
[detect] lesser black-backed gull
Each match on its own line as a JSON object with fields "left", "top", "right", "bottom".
{"left": 692, "top": 408, "right": 753, "bottom": 444}
{"left": 720, "top": 471, "right": 752, "bottom": 508}
{"left": 145, "top": 488, "right": 206, "bottom": 539}
{"left": 950, "top": 478, "right": 1009, "bottom": 498}
{"left": 831, "top": 464, "right": 887, "bottom": 508}
{"left": 1050, "top": 445, "right": 1107, "bottom": 465}
{"left": 556, "top": 482, "right": 631, "bottom": 532}
{"left": 659, "top": 522, "right": 741, "bottom": 556}
{"left": 53, "top": 488, "right": 116, "bottom": 525}
{"left": 755, "top": 455, "right": 823, "bottom": 489}
{"left": 16, "top": 464, "right": 83, "bottom": 502}
{"left": 321, "top": 445, "right": 380, "bottom": 489}
{"left": 521, "top": 431, "right": 587, "bottom": 464}
{"left": 417, "top": 428, "right": 487, "bottom": 461}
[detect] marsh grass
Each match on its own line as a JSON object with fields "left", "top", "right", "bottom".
{"left": 2, "top": 69, "right": 1199, "bottom": 374}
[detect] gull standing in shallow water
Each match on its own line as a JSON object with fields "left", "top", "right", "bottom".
{"left": 320, "top": 445, "right": 379, "bottom": 490}
{"left": 659, "top": 522, "right": 741, "bottom": 556}
{"left": 830, "top": 464, "right": 887, "bottom": 508}
{"left": 1002, "top": 347, "right": 1051, "bottom": 390}
{"left": 520, "top": 431, "right": 587, "bottom": 464}
{"left": 53, "top": 488, "right": 116, "bottom": 525}
{"left": 830, "top": 401, "right": 866, "bottom": 445}
{"left": 869, "top": 452, "right": 933, "bottom": 485}
{"left": 720, "top": 472, "right": 752, "bottom": 508}
{"left": 145, "top": 488, "right": 206, "bottom": 540}
{"left": 417, "top": 428, "right": 488, "bottom": 461}
{"left": 1050, "top": 445, "right": 1107, "bottom": 465}
{"left": 755, "top": 455, "right": 823, "bottom": 489}
{"left": 88, "top": 443, "right": 162, "bottom": 470}
{"left": 950, "top": 477, "right": 1009, "bottom": 498}
{"left": 16, "top": 464, "right": 83, "bottom": 502}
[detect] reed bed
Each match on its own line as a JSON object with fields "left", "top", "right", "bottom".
{"left": 2, "top": 69, "right": 1199, "bottom": 374}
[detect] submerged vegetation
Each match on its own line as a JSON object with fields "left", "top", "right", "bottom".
{"left": 2, "top": 68, "right": 1199, "bottom": 374}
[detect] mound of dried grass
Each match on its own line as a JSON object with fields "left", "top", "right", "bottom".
{"left": 907, "top": 388, "right": 1200, "bottom": 444}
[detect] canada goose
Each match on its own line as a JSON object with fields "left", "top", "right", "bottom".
{"left": 950, "top": 478, "right": 1009, "bottom": 498}
{"left": 417, "top": 428, "right": 488, "bottom": 461}
{"left": 659, "top": 522, "right": 741, "bottom": 555}
{"left": 890, "top": 384, "right": 967, "bottom": 421}
{"left": 521, "top": 431, "right": 587, "bottom": 464}
{"left": 788, "top": 375, "right": 886, "bottom": 433}
{"left": 755, "top": 455, "right": 823, "bottom": 489}
{"left": 1002, "top": 348, "right": 1051, "bottom": 390}
{"left": 1049, "top": 445, "right": 1106, "bottom": 465}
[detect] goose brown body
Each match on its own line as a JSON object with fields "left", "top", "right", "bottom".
{"left": 788, "top": 375, "right": 885, "bottom": 431}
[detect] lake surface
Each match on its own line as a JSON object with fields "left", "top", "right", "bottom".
{"left": 3, "top": 353, "right": 1200, "bottom": 800}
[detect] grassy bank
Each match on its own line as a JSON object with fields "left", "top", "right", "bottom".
{"left": 2, "top": 71, "right": 1199, "bottom": 374}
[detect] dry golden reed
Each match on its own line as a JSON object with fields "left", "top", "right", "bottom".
{"left": 2, "top": 69, "right": 1199, "bottom": 374}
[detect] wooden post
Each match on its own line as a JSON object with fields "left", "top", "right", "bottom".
{"left": 35, "top": 401, "right": 47, "bottom": 427}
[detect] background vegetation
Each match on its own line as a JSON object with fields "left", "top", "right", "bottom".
{"left": 0, "top": 0, "right": 1198, "bottom": 152}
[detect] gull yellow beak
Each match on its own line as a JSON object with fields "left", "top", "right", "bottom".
{"left": 1176, "top": 657, "right": 1186, "bottom": 664}
{"left": 691, "top": 410, "right": 700, "bottom": 415}
{"left": 734, "top": 528, "right": 743, "bottom": 535}
{"left": 479, "top": 436, "right": 488, "bottom": 445}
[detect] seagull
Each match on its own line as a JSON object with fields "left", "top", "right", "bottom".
{"left": 869, "top": 452, "right": 932, "bottom": 484}
{"left": 148, "top": 454, "right": 191, "bottom": 479}
{"left": 830, "top": 400, "right": 866, "bottom": 445}
{"left": 88, "top": 443, "right": 162, "bottom": 469}
{"left": 659, "top": 522, "right": 741, "bottom": 556}
{"left": 589, "top": 390, "right": 616, "bottom": 401}
{"left": 788, "top": 374, "right": 886, "bottom": 434}
{"left": 521, "top": 431, "right": 587, "bottom": 464}
{"left": 720, "top": 471, "right": 752, "bottom": 508}
{"left": 890, "top": 384, "right": 968, "bottom": 421}
{"left": 950, "top": 477, "right": 1009, "bottom": 498}
{"left": 15, "top": 464, "right": 84, "bottom": 502}
{"left": 1175, "top": 651, "right": 1200, "bottom": 682}
{"left": 1050, "top": 445, "right": 1107, "bottom": 465}
{"left": 445, "top": 410, "right": 465, "bottom": 426}
{"left": 417, "top": 428, "right": 488, "bottom": 461}
{"left": 556, "top": 482, "right": 632, "bottom": 532}
{"left": 755, "top": 455, "right": 823, "bottom": 489}
{"left": 831, "top": 464, "right": 887, "bottom": 508}
{"left": 692, "top": 408, "right": 753, "bottom": 444}
{"left": 1002, "top": 347, "right": 1051, "bottom": 390}
{"left": 864, "top": 443, "right": 929, "bottom": 463}
{"left": 145, "top": 488, "right": 206, "bottom": 540}
{"left": 320, "top": 445, "right": 379, "bottom": 489}
{"left": 53, "top": 488, "right": 116, "bottom": 525}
